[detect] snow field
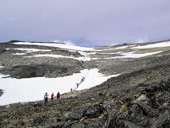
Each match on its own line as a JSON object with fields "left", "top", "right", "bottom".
{"left": 12, "top": 42, "right": 164, "bottom": 60}
{"left": 13, "top": 42, "right": 93, "bottom": 61}
{"left": 24, "top": 50, "right": 162, "bottom": 61}
{"left": 0, "top": 69, "right": 119, "bottom": 105}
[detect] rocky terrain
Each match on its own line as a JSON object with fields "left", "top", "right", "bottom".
{"left": 1, "top": 40, "right": 170, "bottom": 127}
{"left": 0, "top": 40, "right": 168, "bottom": 78}
{"left": 0, "top": 41, "right": 84, "bottom": 78}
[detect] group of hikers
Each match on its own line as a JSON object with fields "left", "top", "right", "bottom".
{"left": 44, "top": 92, "right": 60, "bottom": 104}
{"left": 43, "top": 77, "right": 86, "bottom": 104}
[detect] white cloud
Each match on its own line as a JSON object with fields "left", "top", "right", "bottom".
{"left": 51, "top": 39, "right": 75, "bottom": 46}
{"left": 63, "top": 40, "right": 75, "bottom": 46}
{"left": 136, "top": 36, "right": 148, "bottom": 43}
{"left": 50, "top": 39, "right": 75, "bottom": 46}
{"left": 1, "top": 0, "right": 170, "bottom": 46}
{"left": 51, "top": 39, "right": 60, "bottom": 43}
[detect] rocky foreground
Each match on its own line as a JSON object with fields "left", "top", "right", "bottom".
{"left": 1, "top": 62, "right": 170, "bottom": 127}
{"left": 1, "top": 40, "right": 170, "bottom": 127}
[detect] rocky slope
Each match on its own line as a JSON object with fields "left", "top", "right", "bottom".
{"left": 0, "top": 40, "right": 169, "bottom": 78}
{"left": 1, "top": 40, "right": 170, "bottom": 127}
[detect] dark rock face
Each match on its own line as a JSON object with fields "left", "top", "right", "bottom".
{"left": 64, "top": 104, "right": 105, "bottom": 121}
{"left": 83, "top": 104, "right": 105, "bottom": 118}
{"left": 0, "top": 90, "right": 3, "bottom": 97}
{"left": 9, "top": 40, "right": 22, "bottom": 42}
{"left": 0, "top": 64, "right": 83, "bottom": 78}
{"left": 0, "top": 48, "right": 6, "bottom": 54}
{"left": 106, "top": 81, "right": 170, "bottom": 128}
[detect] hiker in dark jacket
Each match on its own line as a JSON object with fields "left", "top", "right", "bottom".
{"left": 57, "top": 92, "right": 61, "bottom": 103}
{"left": 44, "top": 92, "right": 49, "bottom": 104}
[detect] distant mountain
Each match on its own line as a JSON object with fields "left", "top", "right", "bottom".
{"left": 1, "top": 40, "right": 170, "bottom": 127}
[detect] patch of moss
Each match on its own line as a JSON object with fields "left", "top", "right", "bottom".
{"left": 124, "top": 101, "right": 132, "bottom": 109}
{"left": 83, "top": 118, "right": 102, "bottom": 127}
{"left": 97, "top": 100, "right": 104, "bottom": 104}
{"left": 146, "top": 91, "right": 158, "bottom": 97}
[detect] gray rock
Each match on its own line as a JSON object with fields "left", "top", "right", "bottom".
{"left": 0, "top": 48, "right": 6, "bottom": 54}
{"left": 71, "top": 123, "right": 85, "bottom": 128}
{"left": 83, "top": 104, "right": 105, "bottom": 118}
{"left": 86, "top": 122, "right": 105, "bottom": 128}
{"left": 124, "top": 120, "right": 140, "bottom": 128}
{"left": 64, "top": 111, "right": 83, "bottom": 121}
{"left": 151, "top": 110, "right": 170, "bottom": 128}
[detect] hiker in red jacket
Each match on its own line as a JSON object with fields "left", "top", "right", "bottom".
{"left": 51, "top": 93, "right": 54, "bottom": 101}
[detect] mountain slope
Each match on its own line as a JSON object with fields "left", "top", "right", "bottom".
{"left": 1, "top": 62, "right": 170, "bottom": 127}
{"left": 1, "top": 40, "right": 170, "bottom": 127}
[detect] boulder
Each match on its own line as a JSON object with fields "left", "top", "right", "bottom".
{"left": 83, "top": 104, "right": 105, "bottom": 118}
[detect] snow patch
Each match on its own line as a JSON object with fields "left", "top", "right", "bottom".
{"left": 92, "top": 51, "right": 162, "bottom": 60}
{"left": 12, "top": 48, "right": 51, "bottom": 53}
{"left": 133, "top": 41, "right": 170, "bottom": 49}
{"left": 77, "top": 70, "right": 119, "bottom": 90}
{"left": 13, "top": 53, "right": 26, "bottom": 55}
{"left": 0, "top": 66, "right": 4, "bottom": 69}
{"left": 107, "top": 51, "right": 162, "bottom": 59}
{"left": 24, "top": 54, "right": 91, "bottom": 61}
{"left": 78, "top": 51, "right": 92, "bottom": 61}
{"left": 115, "top": 46, "right": 128, "bottom": 49}
{"left": 96, "top": 52, "right": 118, "bottom": 55}
{"left": 0, "top": 69, "right": 119, "bottom": 105}
{"left": 14, "top": 42, "right": 94, "bottom": 51}
{"left": 94, "top": 48, "right": 114, "bottom": 51}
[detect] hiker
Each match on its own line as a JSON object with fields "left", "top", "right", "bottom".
{"left": 76, "top": 83, "right": 79, "bottom": 88}
{"left": 57, "top": 92, "right": 61, "bottom": 103}
{"left": 71, "top": 88, "right": 73, "bottom": 92}
{"left": 51, "top": 93, "right": 54, "bottom": 101}
{"left": 44, "top": 92, "right": 49, "bottom": 104}
{"left": 81, "top": 77, "right": 85, "bottom": 82}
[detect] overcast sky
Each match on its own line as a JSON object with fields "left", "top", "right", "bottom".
{"left": 0, "top": 0, "right": 170, "bottom": 47}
